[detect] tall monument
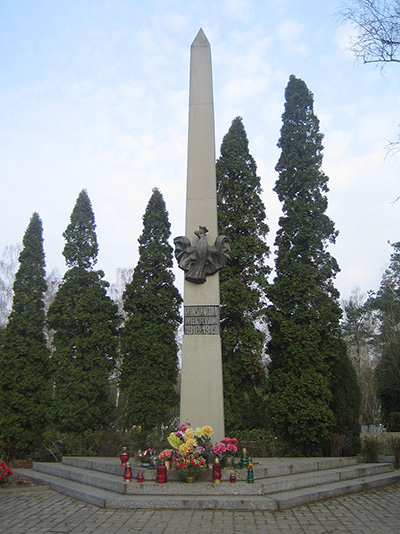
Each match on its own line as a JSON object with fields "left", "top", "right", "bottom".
{"left": 174, "top": 29, "right": 228, "bottom": 442}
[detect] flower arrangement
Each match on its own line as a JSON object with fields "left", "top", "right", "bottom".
{"left": 0, "top": 461, "right": 13, "bottom": 485}
{"left": 174, "top": 452, "right": 206, "bottom": 478}
{"left": 167, "top": 424, "right": 211, "bottom": 480}
{"left": 213, "top": 437, "right": 238, "bottom": 464}
{"left": 158, "top": 449, "right": 173, "bottom": 460}
{"left": 138, "top": 448, "right": 156, "bottom": 463}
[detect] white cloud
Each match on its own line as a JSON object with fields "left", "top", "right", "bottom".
{"left": 163, "top": 11, "right": 190, "bottom": 32}
{"left": 276, "top": 19, "right": 308, "bottom": 54}
{"left": 334, "top": 20, "right": 359, "bottom": 59}
{"left": 222, "top": 0, "right": 254, "bottom": 21}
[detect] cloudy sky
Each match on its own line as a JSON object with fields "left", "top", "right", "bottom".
{"left": 1, "top": 0, "right": 399, "bottom": 301}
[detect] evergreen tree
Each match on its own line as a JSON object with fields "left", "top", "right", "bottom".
{"left": 370, "top": 241, "right": 400, "bottom": 422}
{"left": 216, "top": 117, "right": 270, "bottom": 431}
{"left": 47, "top": 190, "right": 120, "bottom": 433}
{"left": 120, "top": 188, "right": 182, "bottom": 430}
{"left": 0, "top": 213, "right": 50, "bottom": 458}
{"left": 267, "top": 76, "right": 360, "bottom": 455}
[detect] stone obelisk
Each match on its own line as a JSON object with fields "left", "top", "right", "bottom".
{"left": 177, "top": 29, "right": 225, "bottom": 442}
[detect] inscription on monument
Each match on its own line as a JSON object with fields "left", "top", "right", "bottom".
{"left": 184, "top": 305, "right": 220, "bottom": 335}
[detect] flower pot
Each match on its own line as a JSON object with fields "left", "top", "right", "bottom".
{"left": 186, "top": 476, "right": 195, "bottom": 484}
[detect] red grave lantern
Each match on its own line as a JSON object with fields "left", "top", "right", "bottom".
{"left": 123, "top": 461, "right": 133, "bottom": 482}
{"left": 156, "top": 459, "right": 167, "bottom": 483}
{"left": 120, "top": 447, "right": 130, "bottom": 467}
{"left": 212, "top": 457, "right": 222, "bottom": 484}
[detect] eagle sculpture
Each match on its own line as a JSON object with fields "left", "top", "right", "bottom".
{"left": 174, "top": 226, "right": 230, "bottom": 284}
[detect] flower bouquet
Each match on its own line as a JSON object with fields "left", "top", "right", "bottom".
{"left": 138, "top": 448, "right": 156, "bottom": 465}
{"left": 158, "top": 449, "right": 173, "bottom": 469}
{"left": 213, "top": 437, "right": 238, "bottom": 467}
{"left": 174, "top": 452, "right": 206, "bottom": 481}
{"left": 0, "top": 461, "right": 13, "bottom": 485}
{"left": 167, "top": 424, "right": 210, "bottom": 481}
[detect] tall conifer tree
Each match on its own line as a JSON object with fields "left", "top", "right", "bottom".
{"left": 267, "top": 76, "right": 360, "bottom": 455}
{"left": 47, "top": 190, "right": 120, "bottom": 433}
{"left": 120, "top": 188, "right": 182, "bottom": 430}
{"left": 0, "top": 213, "right": 50, "bottom": 457}
{"left": 216, "top": 117, "right": 270, "bottom": 430}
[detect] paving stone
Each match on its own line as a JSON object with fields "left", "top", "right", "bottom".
{"left": 2, "top": 482, "right": 400, "bottom": 533}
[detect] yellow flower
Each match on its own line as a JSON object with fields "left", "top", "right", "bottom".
{"left": 184, "top": 429, "right": 195, "bottom": 441}
{"left": 185, "top": 438, "right": 197, "bottom": 450}
{"left": 179, "top": 443, "right": 190, "bottom": 456}
{"left": 202, "top": 425, "right": 213, "bottom": 437}
{"left": 195, "top": 427, "right": 205, "bottom": 437}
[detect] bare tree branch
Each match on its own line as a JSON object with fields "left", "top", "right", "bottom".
{"left": 339, "top": 0, "right": 400, "bottom": 66}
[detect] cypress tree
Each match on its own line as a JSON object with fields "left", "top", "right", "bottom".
{"left": 120, "top": 188, "right": 182, "bottom": 430}
{"left": 47, "top": 190, "right": 120, "bottom": 433}
{"left": 216, "top": 117, "right": 270, "bottom": 431}
{"left": 267, "top": 76, "right": 360, "bottom": 455}
{"left": 0, "top": 213, "right": 50, "bottom": 458}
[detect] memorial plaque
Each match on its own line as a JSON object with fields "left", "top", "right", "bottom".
{"left": 184, "top": 305, "right": 220, "bottom": 335}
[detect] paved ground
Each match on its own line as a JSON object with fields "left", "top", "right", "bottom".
{"left": 2, "top": 482, "right": 400, "bottom": 533}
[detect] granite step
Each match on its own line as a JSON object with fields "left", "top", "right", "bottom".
{"left": 258, "top": 462, "right": 393, "bottom": 494}
{"left": 62, "top": 456, "right": 127, "bottom": 476}
{"left": 13, "top": 457, "right": 400, "bottom": 510}
{"left": 271, "top": 470, "right": 400, "bottom": 510}
{"left": 105, "top": 493, "right": 278, "bottom": 510}
{"left": 12, "top": 467, "right": 277, "bottom": 510}
{"left": 12, "top": 468, "right": 118, "bottom": 508}
{"left": 61, "top": 455, "right": 360, "bottom": 481}
{"left": 32, "top": 462, "right": 126, "bottom": 494}
{"left": 32, "top": 461, "right": 266, "bottom": 496}
{"left": 33, "top": 459, "right": 386, "bottom": 496}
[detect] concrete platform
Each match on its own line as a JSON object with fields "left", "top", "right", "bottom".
{"left": 13, "top": 455, "right": 400, "bottom": 511}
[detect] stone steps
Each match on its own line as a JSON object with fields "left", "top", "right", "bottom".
{"left": 11, "top": 468, "right": 118, "bottom": 508}
{"left": 13, "top": 456, "right": 400, "bottom": 510}
{"left": 30, "top": 462, "right": 126, "bottom": 493}
{"left": 271, "top": 470, "right": 400, "bottom": 510}
{"left": 258, "top": 463, "right": 393, "bottom": 493}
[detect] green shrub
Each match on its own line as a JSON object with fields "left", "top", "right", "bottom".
{"left": 233, "top": 429, "right": 289, "bottom": 457}
{"left": 388, "top": 436, "right": 400, "bottom": 468}
{"left": 387, "top": 412, "right": 400, "bottom": 432}
{"left": 329, "top": 434, "right": 350, "bottom": 457}
{"left": 41, "top": 426, "right": 173, "bottom": 462}
{"left": 361, "top": 435, "right": 383, "bottom": 463}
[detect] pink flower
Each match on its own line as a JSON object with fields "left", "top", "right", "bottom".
{"left": 213, "top": 444, "right": 226, "bottom": 454}
{"left": 227, "top": 443, "right": 237, "bottom": 453}
{"left": 220, "top": 437, "right": 231, "bottom": 444}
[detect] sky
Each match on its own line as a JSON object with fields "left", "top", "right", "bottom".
{"left": 1, "top": 0, "right": 400, "bottom": 302}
